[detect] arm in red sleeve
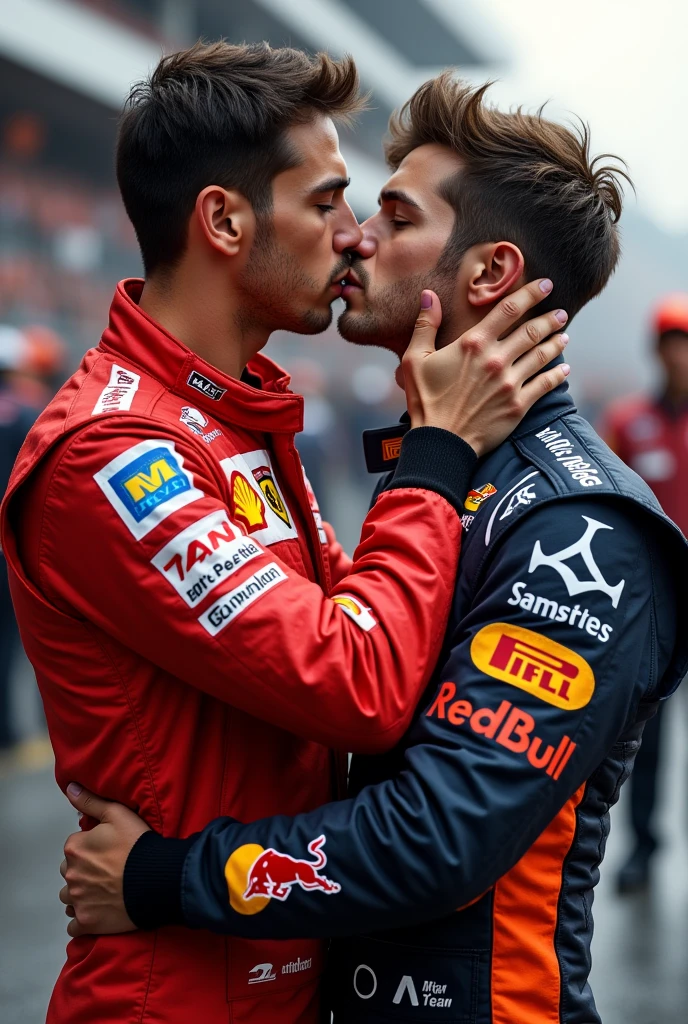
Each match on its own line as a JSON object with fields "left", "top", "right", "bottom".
{"left": 35, "top": 417, "right": 475, "bottom": 753}
{"left": 323, "top": 520, "right": 353, "bottom": 585}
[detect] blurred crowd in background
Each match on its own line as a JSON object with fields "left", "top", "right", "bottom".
{"left": 1, "top": 2, "right": 687, "bottom": 1021}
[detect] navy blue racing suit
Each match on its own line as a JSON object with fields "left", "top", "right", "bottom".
{"left": 123, "top": 386, "right": 688, "bottom": 1023}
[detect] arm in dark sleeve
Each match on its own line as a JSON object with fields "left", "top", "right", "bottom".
{"left": 124, "top": 498, "right": 661, "bottom": 935}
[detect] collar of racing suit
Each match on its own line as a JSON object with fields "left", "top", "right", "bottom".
{"left": 100, "top": 278, "right": 305, "bottom": 434}
{"left": 363, "top": 355, "right": 575, "bottom": 474}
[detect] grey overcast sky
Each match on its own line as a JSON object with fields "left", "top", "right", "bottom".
{"left": 482, "top": 0, "right": 688, "bottom": 233}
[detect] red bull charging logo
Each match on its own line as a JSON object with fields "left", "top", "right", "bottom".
{"left": 225, "top": 836, "right": 340, "bottom": 915}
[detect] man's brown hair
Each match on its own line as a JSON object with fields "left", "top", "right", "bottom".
{"left": 117, "top": 41, "right": 364, "bottom": 274}
{"left": 386, "top": 73, "right": 629, "bottom": 318}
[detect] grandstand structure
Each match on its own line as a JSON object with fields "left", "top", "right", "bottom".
{"left": 0, "top": 0, "right": 505, "bottom": 363}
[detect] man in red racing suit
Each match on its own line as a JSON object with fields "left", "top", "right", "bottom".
{"left": 0, "top": 45, "right": 567, "bottom": 1024}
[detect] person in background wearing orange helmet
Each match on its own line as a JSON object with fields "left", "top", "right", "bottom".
{"left": 600, "top": 293, "right": 688, "bottom": 892}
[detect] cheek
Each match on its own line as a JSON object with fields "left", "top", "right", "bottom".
{"left": 378, "top": 234, "right": 445, "bottom": 280}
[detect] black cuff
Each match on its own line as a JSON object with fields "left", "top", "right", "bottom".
{"left": 123, "top": 830, "right": 198, "bottom": 930}
{"left": 383, "top": 426, "right": 477, "bottom": 514}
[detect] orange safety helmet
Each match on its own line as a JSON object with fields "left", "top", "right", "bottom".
{"left": 653, "top": 294, "right": 688, "bottom": 338}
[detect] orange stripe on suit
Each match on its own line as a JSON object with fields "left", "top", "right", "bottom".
{"left": 491, "top": 784, "right": 586, "bottom": 1023}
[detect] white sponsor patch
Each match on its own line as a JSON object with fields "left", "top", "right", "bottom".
{"left": 534, "top": 427, "right": 603, "bottom": 487}
{"left": 199, "top": 563, "right": 287, "bottom": 636}
{"left": 92, "top": 363, "right": 140, "bottom": 415}
{"left": 93, "top": 439, "right": 204, "bottom": 540}
{"left": 507, "top": 581, "right": 613, "bottom": 642}
{"left": 248, "top": 963, "right": 276, "bottom": 985}
{"left": 151, "top": 510, "right": 263, "bottom": 607}
{"left": 528, "top": 515, "right": 626, "bottom": 608}
{"left": 179, "top": 406, "right": 222, "bottom": 445}
{"left": 332, "top": 594, "right": 377, "bottom": 632}
{"left": 220, "top": 450, "right": 298, "bottom": 546}
{"left": 500, "top": 482, "right": 537, "bottom": 520}
{"left": 485, "top": 471, "right": 540, "bottom": 546}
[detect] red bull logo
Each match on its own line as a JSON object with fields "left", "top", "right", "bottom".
{"left": 426, "top": 684, "right": 577, "bottom": 780}
{"left": 225, "top": 836, "right": 340, "bottom": 914}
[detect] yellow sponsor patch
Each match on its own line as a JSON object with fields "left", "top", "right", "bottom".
{"left": 332, "top": 594, "right": 377, "bottom": 632}
{"left": 230, "top": 471, "right": 267, "bottom": 534}
{"left": 464, "top": 483, "right": 497, "bottom": 512}
{"left": 225, "top": 844, "right": 270, "bottom": 916}
{"left": 252, "top": 465, "right": 291, "bottom": 527}
{"left": 470, "top": 622, "right": 594, "bottom": 710}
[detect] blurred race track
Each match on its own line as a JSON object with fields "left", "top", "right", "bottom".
{"left": 1, "top": 656, "right": 686, "bottom": 1024}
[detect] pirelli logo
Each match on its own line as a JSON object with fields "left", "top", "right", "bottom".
{"left": 382, "top": 436, "right": 403, "bottom": 461}
{"left": 471, "top": 622, "right": 594, "bottom": 709}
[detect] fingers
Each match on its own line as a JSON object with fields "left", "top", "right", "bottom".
{"left": 472, "top": 278, "right": 554, "bottom": 340}
{"left": 520, "top": 362, "right": 571, "bottom": 409}
{"left": 60, "top": 857, "right": 68, "bottom": 880}
{"left": 65, "top": 783, "right": 113, "bottom": 823}
{"left": 59, "top": 883, "right": 71, "bottom": 906}
{"left": 67, "top": 919, "right": 87, "bottom": 939}
{"left": 403, "top": 291, "right": 442, "bottom": 361}
{"left": 65, "top": 904, "right": 76, "bottom": 918}
{"left": 502, "top": 308, "right": 569, "bottom": 362}
{"left": 512, "top": 333, "right": 569, "bottom": 382}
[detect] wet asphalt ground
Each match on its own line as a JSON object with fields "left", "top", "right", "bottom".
{"left": 1, "top": 656, "right": 686, "bottom": 1024}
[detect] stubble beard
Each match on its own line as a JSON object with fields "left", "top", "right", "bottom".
{"left": 338, "top": 264, "right": 456, "bottom": 356}
{"left": 238, "top": 215, "right": 333, "bottom": 336}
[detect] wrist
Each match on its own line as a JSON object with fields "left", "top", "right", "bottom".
{"left": 123, "top": 830, "right": 198, "bottom": 930}
{"left": 384, "top": 426, "right": 477, "bottom": 513}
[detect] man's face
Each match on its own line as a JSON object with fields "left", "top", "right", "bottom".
{"left": 338, "top": 144, "right": 464, "bottom": 355}
{"left": 240, "top": 115, "right": 361, "bottom": 335}
{"left": 658, "top": 330, "right": 688, "bottom": 395}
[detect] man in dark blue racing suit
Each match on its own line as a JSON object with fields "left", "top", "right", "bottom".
{"left": 60, "top": 75, "right": 688, "bottom": 1023}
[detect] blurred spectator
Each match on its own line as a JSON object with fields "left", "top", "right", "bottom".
{"left": 599, "top": 293, "right": 688, "bottom": 892}
{"left": 0, "top": 163, "right": 140, "bottom": 358}
{"left": 0, "top": 327, "right": 42, "bottom": 749}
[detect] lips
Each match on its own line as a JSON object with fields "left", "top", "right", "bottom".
{"left": 341, "top": 269, "right": 364, "bottom": 300}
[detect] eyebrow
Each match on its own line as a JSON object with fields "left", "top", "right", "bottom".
{"left": 378, "top": 188, "right": 423, "bottom": 211}
{"left": 309, "top": 176, "right": 351, "bottom": 195}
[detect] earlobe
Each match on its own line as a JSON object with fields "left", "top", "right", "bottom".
{"left": 467, "top": 242, "right": 525, "bottom": 307}
{"left": 195, "top": 186, "right": 253, "bottom": 258}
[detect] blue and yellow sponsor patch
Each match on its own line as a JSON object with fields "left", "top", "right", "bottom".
{"left": 94, "top": 439, "right": 204, "bottom": 539}
{"left": 109, "top": 447, "right": 188, "bottom": 522}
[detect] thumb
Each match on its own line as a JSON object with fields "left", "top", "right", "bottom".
{"left": 66, "top": 782, "right": 113, "bottom": 823}
{"left": 404, "top": 291, "right": 442, "bottom": 360}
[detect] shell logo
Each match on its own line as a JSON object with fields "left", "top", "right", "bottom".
{"left": 464, "top": 483, "right": 497, "bottom": 513}
{"left": 332, "top": 594, "right": 377, "bottom": 632}
{"left": 332, "top": 596, "right": 361, "bottom": 616}
{"left": 230, "top": 471, "right": 267, "bottom": 534}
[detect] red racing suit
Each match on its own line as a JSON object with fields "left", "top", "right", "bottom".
{"left": 0, "top": 279, "right": 475, "bottom": 1024}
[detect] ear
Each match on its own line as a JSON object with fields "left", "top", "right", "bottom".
{"left": 466, "top": 242, "right": 525, "bottom": 308}
{"left": 194, "top": 185, "right": 256, "bottom": 258}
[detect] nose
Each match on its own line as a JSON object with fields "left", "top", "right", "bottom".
{"left": 332, "top": 201, "right": 363, "bottom": 254}
{"left": 350, "top": 218, "right": 377, "bottom": 260}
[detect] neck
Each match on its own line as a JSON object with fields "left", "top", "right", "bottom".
{"left": 138, "top": 264, "right": 271, "bottom": 380}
